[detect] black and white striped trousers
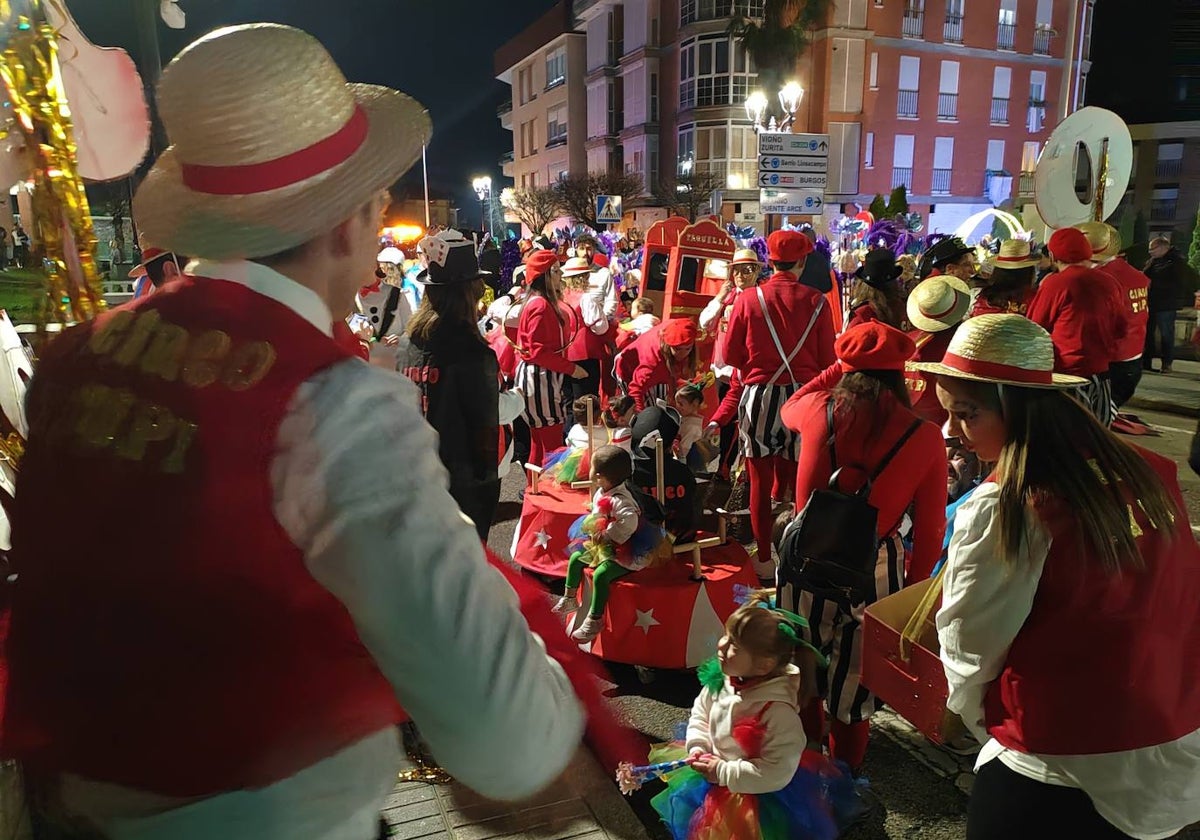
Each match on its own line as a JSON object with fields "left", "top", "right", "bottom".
{"left": 1074, "top": 373, "right": 1114, "bottom": 428}
{"left": 778, "top": 535, "right": 904, "bottom": 725}
{"left": 515, "top": 361, "right": 566, "bottom": 428}
{"left": 737, "top": 382, "right": 800, "bottom": 460}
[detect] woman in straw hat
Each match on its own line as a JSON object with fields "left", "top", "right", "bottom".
{"left": 914, "top": 314, "right": 1200, "bottom": 839}
{"left": 2, "top": 24, "right": 591, "bottom": 838}
{"left": 970, "top": 239, "right": 1038, "bottom": 317}
{"left": 560, "top": 255, "right": 611, "bottom": 426}
{"left": 905, "top": 276, "right": 971, "bottom": 426}
{"left": 846, "top": 248, "right": 907, "bottom": 331}
{"left": 779, "top": 322, "right": 947, "bottom": 773}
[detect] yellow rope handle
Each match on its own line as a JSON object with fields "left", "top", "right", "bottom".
{"left": 900, "top": 566, "right": 946, "bottom": 662}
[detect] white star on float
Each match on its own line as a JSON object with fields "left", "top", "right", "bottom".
{"left": 634, "top": 608, "right": 661, "bottom": 634}
{"left": 534, "top": 529, "right": 551, "bottom": 549}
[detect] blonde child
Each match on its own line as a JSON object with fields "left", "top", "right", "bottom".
{"left": 628, "top": 297, "right": 661, "bottom": 335}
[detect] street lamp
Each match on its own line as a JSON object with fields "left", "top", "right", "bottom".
{"left": 745, "top": 90, "right": 768, "bottom": 132}
{"left": 778, "top": 81, "right": 804, "bottom": 124}
{"left": 745, "top": 82, "right": 804, "bottom": 133}
{"left": 472, "top": 176, "right": 493, "bottom": 240}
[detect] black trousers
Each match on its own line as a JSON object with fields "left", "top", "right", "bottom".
{"left": 967, "top": 759, "right": 1132, "bottom": 840}
{"left": 565, "top": 358, "right": 601, "bottom": 428}
{"left": 1108, "top": 358, "right": 1143, "bottom": 408}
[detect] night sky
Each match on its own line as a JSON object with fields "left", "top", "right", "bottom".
{"left": 64, "top": 0, "right": 559, "bottom": 218}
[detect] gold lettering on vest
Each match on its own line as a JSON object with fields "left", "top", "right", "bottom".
{"left": 112, "top": 311, "right": 162, "bottom": 368}
{"left": 115, "top": 401, "right": 178, "bottom": 462}
{"left": 181, "top": 330, "right": 232, "bottom": 389}
{"left": 87, "top": 310, "right": 136, "bottom": 357}
{"left": 75, "top": 384, "right": 135, "bottom": 450}
{"left": 139, "top": 321, "right": 190, "bottom": 382}
{"left": 221, "top": 341, "right": 277, "bottom": 391}
{"left": 160, "top": 420, "right": 198, "bottom": 474}
{"left": 1127, "top": 504, "right": 1145, "bottom": 538}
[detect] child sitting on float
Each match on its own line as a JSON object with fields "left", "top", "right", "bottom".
{"left": 543, "top": 395, "right": 635, "bottom": 484}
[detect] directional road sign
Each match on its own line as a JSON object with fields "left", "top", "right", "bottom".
{"left": 759, "top": 188, "right": 826, "bottom": 215}
{"left": 759, "top": 155, "right": 829, "bottom": 173}
{"left": 596, "top": 194, "right": 623, "bottom": 224}
{"left": 758, "top": 171, "right": 828, "bottom": 189}
{"left": 757, "top": 132, "right": 830, "bottom": 157}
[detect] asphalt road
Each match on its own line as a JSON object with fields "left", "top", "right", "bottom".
{"left": 487, "top": 407, "right": 1200, "bottom": 839}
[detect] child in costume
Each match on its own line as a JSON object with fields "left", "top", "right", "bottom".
{"left": 673, "top": 382, "right": 718, "bottom": 473}
{"left": 552, "top": 446, "right": 668, "bottom": 641}
{"left": 648, "top": 592, "right": 854, "bottom": 840}
{"left": 543, "top": 396, "right": 636, "bottom": 484}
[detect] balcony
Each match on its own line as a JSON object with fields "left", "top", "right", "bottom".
{"left": 902, "top": 10, "right": 924, "bottom": 38}
{"left": 990, "top": 97, "right": 1010, "bottom": 125}
{"left": 897, "top": 88, "right": 919, "bottom": 118}
{"left": 680, "top": 0, "right": 762, "bottom": 26}
{"left": 1151, "top": 199, "right": 1179, "bottom": 222}
{"left": 1027, "top": 100, "right": 1048, "bottom": 132}
{"left": 944, "top": 13, "right": 963, "bottom": 43}
{"left": 1033, "top": 28, "right": 1052, "bottom": 55}
{"left": 931, "top": 168, "right": 952, "bottom": 195}
{"left": 1018, "top": 172, "right": 1036, "bottom": 197}
{"left": 891, "top": 167, "right": 914, "bottom": 190}
{"left": 1156, "top": 159, "right": 1183, "bottom": 181}
{"left": 997, "top": 22, "right": 1016, "bottom": 50}
{"left": 938, "top": 92, "right": 958, "bottom": 121}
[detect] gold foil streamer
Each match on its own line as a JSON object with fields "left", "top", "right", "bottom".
{"left": 1, "top": 0, "right": 105, "bottom": 328}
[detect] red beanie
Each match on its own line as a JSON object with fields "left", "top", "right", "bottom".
{"left": 836, "top": 322, "right": 917, "bottom": 372}
{"left": 661, "top": 318, "right": 697, "bottom": 347}
{"left": 767, "top": 230, "right": 813, "bottom": 264}
{"left": 525, "top": 249, "right": 559, "bottom": 281}
{"left": 1047, "top": 227, "right": 1093, "bottom": 265}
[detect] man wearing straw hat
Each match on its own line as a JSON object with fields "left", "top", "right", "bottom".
{"left": 1, "top": 24, "right": 585, "bottom": 839}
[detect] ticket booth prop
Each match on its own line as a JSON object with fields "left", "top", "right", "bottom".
{"left": 639, "top": 218, "right": 736, "bottom": 321}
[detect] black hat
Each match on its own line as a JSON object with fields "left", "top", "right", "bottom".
{"left": 926, "top": 236, "right": 972, "bottom": 268}
{"left": 417, "top": 230, "right": 493, "bottom": 286}
{"left": 854, "top": 249, "right": 903, "bottom": 289}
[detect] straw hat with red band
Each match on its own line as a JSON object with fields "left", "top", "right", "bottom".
{"left": 134, "top": 24, "right": 431, "bottom": 261}
{"left": 992, "top": 239, "right": 1039, "bottom": 270}
{"left": 731, "top": 248, "right": 762, "bottom": 267}
{"left": 911, "top": 313, "right": 1088, "bottom": 388}
{"left": 127, "top": 247, "right": 171, "bottom": 279}
{"left": 1074, "top": 221, "right": 1120, "bottom": 260}
{"left": 906, "top": 276, "right": 970, "bottom": 333}
{"left": 561, "top": 257, "right": 592, "bottom": 277}
{"left": 836, "top": 322, "right": 916, "bottom": 373}
{"left": 662, "top": 318, "right": 697, "bottom": 347}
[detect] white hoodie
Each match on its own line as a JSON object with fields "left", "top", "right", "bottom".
{"left": 685, "top": 665, "right": 806, "bottom": 794}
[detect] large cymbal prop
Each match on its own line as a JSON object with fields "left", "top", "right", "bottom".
{"left": 1034, "top": 106, "right": 1133, "bottom": 228}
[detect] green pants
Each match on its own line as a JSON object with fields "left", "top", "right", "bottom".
{"left": 565, "top": 552, "right": 632, "bottom": 617}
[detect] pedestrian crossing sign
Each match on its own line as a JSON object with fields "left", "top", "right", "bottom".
{"left": 596, "top": 194, "right": 623, "bottom": 224}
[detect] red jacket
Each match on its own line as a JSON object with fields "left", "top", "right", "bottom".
{"left": 844, "top": 301, "right": 880, "bottom": 331}
{"left": 970, "top": 288, "right": 1032, "bottom": 318}
{"left": 781, "top": 389, "right": 947, "bottom": 580}
{"left": 2, "top": 278, "right": 403, "bottom": 795}
{"left": 986, "top": 449, "right": 1200, "bottom": 755}
{"left": 562, "top": 288, "right": 612, "bottom": 364}
{"left": 516, "top": 295, "right": 577, "bottom": 375}
{"left": 1026, "top": 265, "right": 1126, "bottom": 377}
{"left": 618, "top": 323, "right": 691, "bottom": 411}
{"left": 725, "top": 273, "right": 836, "bottom": 386}
{"left": 907, "top": 328, "right": 957, "bottom": 427}
{"left": 1097, "top": 257, "right": 1151, "bottom": 362}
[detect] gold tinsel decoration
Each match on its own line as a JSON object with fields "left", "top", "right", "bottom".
{"left": 0, "top": 0, "right": 105, "bottom": 327}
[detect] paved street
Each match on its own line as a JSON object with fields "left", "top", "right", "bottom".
{"left": 454, "top": 389, "right": 1200, "bottom": 840}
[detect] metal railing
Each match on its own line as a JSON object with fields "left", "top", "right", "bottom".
{"left": 902, "top": 10, "right": 925, "bottom": 37}
{"left": 1018, "top": 173, "right": 1035, "bottom": 197}
{"left": 938, "top": 93, "right": 958, "bottom": 120}
{"left": 891, "top": 167, "right": 914, "bottom": 190}
{"left": 997, "top": 22, "right": 1016, "bottom": 50}
{"left": 944, "top": 13, "right": 963, "bottom": 43}
{"left": 1151, "top": 199, "right": 1178, "bottom": 222}
{"left": 1033, "top": 29, "right": 1051, "bottom": 55}
{"left": 497, "top": 100, "right": 512, "bottom": 117}
{"left": 1027, "top": 101, "right": 1047, "bottom": 132}
{"left": 897, "top": 88, "right": 919, "bottom": 117}
{"left": 1156, "top": 159, "right": 1183, "bottom": 181}
{"left": 931, "top": 168, "right": 952, "bottom": 195}
{"left": 681, "top": 0, "right": 763, "bottom": 25}
{"left": 990, "top": 97, "right": 1009, "bottom": 125}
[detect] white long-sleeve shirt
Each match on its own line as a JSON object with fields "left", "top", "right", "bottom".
{"left": 938, "top": 482, "right": 1200, "bottom": 840}
{"left": 589, "top": 266, "right": 617, "bottom": 322}
{"left": 61, "top": 261, "right": 585, "bottom": 840}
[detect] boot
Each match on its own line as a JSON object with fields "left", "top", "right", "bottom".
{"left": 571, "top": 613, "right": 605, "bottom": 641}
{"left": 551, "top": 590, "right": 580, "bottom": 616}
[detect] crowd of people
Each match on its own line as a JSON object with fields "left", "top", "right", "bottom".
{"left": 1, "top": 20, "right": 1199, "bottom": 840}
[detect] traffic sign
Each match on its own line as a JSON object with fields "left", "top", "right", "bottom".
{"left": 758, "top": 172, "right": 828, "bottom": 189}
{"left": 596, "top": 194, "right": 623, "bottom": 224}
{"left": 757, "top": 132, "right": 830, "bottom": 157}
{"left": 759, "top": 155, "right": 829, "bottom": 173}
{"left": 759, "top": 188, "right": 826, "bottom": 215}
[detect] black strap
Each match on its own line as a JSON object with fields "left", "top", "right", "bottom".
{"left": 868, "top": 417, "right": 924, "bottom": 482}
{"left": 826, "top": 398, "right": 837, "bottom": 472}
{"left": 378, "top": 286, "right": 403, "bottom": 337}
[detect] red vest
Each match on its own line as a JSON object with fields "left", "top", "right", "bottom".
{"left": 985, "top": 450, "right": 1200, "bottom": 755}
{"left": 1, "top": 277, "right": 403, "bottom": 795}
{"left": 562, "top": 289, "right": 611, "bottom": 363}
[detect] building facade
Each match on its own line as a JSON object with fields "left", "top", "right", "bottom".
{"left": 1113, "top": 121, "right": 1200, "bottom": 246}
{"left": 495, "top": 2, "right": 587, "bottom": 191}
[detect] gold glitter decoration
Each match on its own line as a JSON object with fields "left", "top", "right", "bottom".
{"left": 1, "top": 0, "right": 105, "bottom": 328}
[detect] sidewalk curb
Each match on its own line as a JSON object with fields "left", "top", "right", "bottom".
{"left": 1127, "top": 396, "right": 1200, "bottom": 420}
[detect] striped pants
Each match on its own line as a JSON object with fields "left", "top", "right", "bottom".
{"left": 515, "top": 361, "right": 566, "bottom": 429}
{"left": 1075, "top": 373, "right": 1114, "bottom": 428}
{"left": 737, "top": 382, "right": 801, "bottom": 460}
{"left": 779, "top": 535, "right": 904, "bottom": 725}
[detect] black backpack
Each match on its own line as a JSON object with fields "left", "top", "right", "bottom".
{"left": 778, "top": 400, "right": 922, "bottom": 610}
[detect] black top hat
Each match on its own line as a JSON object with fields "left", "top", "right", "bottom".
{"left": 418, "top": 231, "right": 493, "bottom": 286}
{"left": 855, "top": 249, "right": 903, "bottom": 288}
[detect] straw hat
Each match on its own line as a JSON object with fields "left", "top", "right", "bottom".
{"left": 561, "top": 256, "right": 592, "bottom": 277}
{"left": 377, "top": 247, "right": 405, "bottom": 265}
{"left": 731, "top": 248, "right": 761, "bottom": 267}
{"left": 906, "top": 277, "right": 971, "bottom": 333}
{"left": 134, "top": 24, "right": 431, "bottom": 261}
{"left": 911, "top": 313, "right": 1087, "bottom": 388}
{"left": 991, "top": 239, "right": 1039, "bottom": 270}
{"left": 1074, "top": 221, "right": 1120, "bottom": 260}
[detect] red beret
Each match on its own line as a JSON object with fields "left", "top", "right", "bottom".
{"left": 524, "top": 249, "right": 559, "bottom": 281}
{"left": 836, "top": 322, "right": 917, "bottom": 373}
{"left": 661, "top": 318, "right": 697, "bottom": 348}
{"left": 767, "top": 230, "right": 813, "bottom": 264}
{"left": 593, "top": 253, "right": 610, "bottom": 268}
{"left": 1047, "top": 227, "right": 1093, "bottom": 265}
